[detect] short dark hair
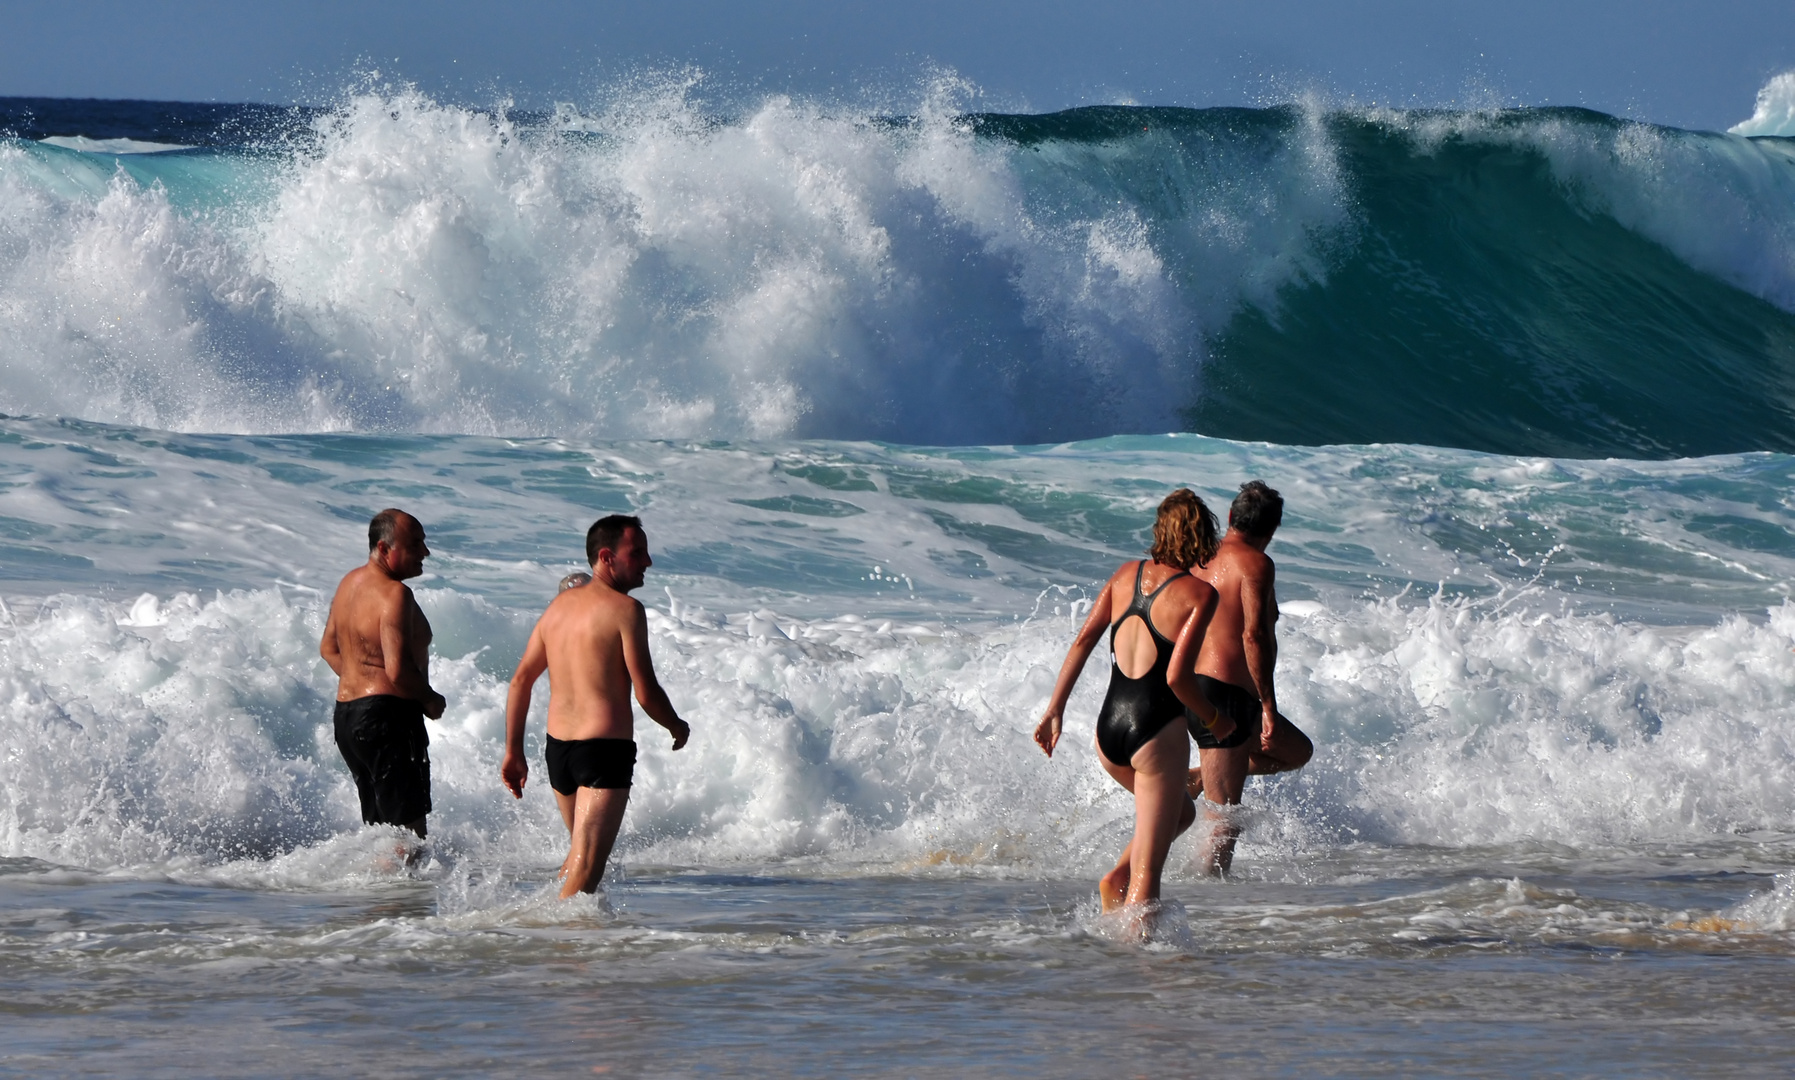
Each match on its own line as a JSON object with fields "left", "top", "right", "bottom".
{"left": 369, "top": 508, "right": 407, "bottom": 551}
{"left": 1229, "top": 481, "right": 1283, "bottom": 537}
{"left": 586, "top": 514, "right": 644, "bottom": 566}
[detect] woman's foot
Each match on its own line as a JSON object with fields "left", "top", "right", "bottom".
{"left": 1099, "top": 864, "right": 1130, "bottom": 913}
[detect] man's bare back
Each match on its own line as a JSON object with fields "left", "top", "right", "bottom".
{"left": 1184, "top": 482, "right": 1313, "bottom": 875}
{"left": 323, "top": 565, "right": 441, "bottom": 706}
{"left": 1191, "top": 535, "right": 1277, "bottom": 698}
{"left": 544, "top": 584, "right": 654, "bottom": 741}
{"left": 320, "top": 509, "right": 444, "bottom": 839}
{"left": 500, "top": 517, "right": 689, "bottom": 898}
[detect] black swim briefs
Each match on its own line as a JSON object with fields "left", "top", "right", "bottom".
{"left": 1189, "top": 674, "right": 1257, "bottom": 750}
{"left": 545, "top": 735, "right": 636, "bottom": 794}
{"left": 334, "top": 694, "right": 432, "bottom": 826}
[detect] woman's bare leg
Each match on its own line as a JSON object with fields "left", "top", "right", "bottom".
{"left": 1095, "top": 736, "right": 1137, "bottom": 912}
{"left": 1123, "top": 721, "right": 1192, "bottom": 908}
{"left": 1099, "top": 785, "right": 1197, "bottom": 910}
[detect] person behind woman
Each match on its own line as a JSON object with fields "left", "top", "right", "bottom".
{"left": 1034, "top": 489, "right": 1236, "bottom": 916}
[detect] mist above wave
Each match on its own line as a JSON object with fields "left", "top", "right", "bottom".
{"left": 1731, "top": 71, "right": 1795, "bottom": 138}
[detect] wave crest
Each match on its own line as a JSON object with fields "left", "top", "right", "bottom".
{"left": 6, "top": 83, "right": 1795, "bottom": 454}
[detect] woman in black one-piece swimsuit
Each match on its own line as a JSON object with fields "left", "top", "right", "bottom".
{"left": 1033, "top": 490, "right": 1236, "bottom": 921}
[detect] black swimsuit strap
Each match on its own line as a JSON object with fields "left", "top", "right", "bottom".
{"left": 1111, "top": 561, "right": 1187, "bottom": 649}
{"left": 1141, "top": 565, "right": 1188, "bottom": 603}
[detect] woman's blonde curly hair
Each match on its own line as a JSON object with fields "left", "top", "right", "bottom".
{"left": 1150, "top": 488, "right": 1219, "bottom": 570}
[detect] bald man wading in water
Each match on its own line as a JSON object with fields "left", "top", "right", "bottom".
{"left": 320, "top": 508, "right": 446, "bottom": 840}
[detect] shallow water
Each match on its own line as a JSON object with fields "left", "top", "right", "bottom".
{"left": 8, "top": 846, "right": 1795, "bottom": 1077}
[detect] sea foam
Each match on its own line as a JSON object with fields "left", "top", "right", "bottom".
{"left": 0, "top": 420, "right": 1790, "bottom": 883}
{"left": 1731, "top": 71, "right": 1795, "bottom": 138}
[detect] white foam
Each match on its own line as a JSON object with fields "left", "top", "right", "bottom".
{"left": 39, "top": 136, "right": 196, "bottom": 155}
{"left": 0, "top": 79, "right": 1346, "bottom": 440}
{"left": 0, "top": 418, "right": 1788, "bottom": 885}
{"left": 5, "top": 569, "right": 1794, "bottom": 884}
{"left": 1730, "top": 72, "right": 1795, "bottom": 138}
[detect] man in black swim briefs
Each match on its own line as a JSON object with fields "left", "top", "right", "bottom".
{"left": 320, "top": 509, "right": 447, "bottom": 840}
{"left": 1187, "top": 481, "right": 1314, "bottom": 875}
{"left": 501, "top": 515, "right": 691, "bottom": 899}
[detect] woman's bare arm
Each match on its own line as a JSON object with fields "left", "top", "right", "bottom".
{"left": 1168, "top": 583, "right": 1234, "bottom": 741}
{"left": 1033, "top": 570, "right": 1121, "bottom": 757}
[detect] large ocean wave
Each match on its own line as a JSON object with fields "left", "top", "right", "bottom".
{"left": 3, "top": 82, "right": 1795, "bottom": 455}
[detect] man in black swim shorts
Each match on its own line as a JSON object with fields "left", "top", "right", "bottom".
{"left": 501, "top": 515, "right": 691, "bottom": 898}
{"left": 321, "top": 509, "right": 448, "bottom": 839}
{"left": 1187, "top": 482, "right": 1314, "bottom": 874}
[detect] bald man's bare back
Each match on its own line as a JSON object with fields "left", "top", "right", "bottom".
{"left": 322, "top": 565, "right": 436, "bottom": 703}
{"left": 320, "top": 511, "right": 444, "bottom": 839}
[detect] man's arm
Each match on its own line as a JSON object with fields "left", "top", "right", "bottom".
{"left": 622, "top": 601, "right": 689, "bottom": 749}
{"left": 381, "top": 590, "right": 445, "bottom": 718}
{"left": 500, "top": 623, "right": 548, "bottom": 797}
{"left": 1239, "top": 558, "right": 1279, "bottom": 745}
{"left": 1033, "top": 575, "right": 1116, "bottom": 757}
{"left": 319, "top": 601, "right": 343, "bottom": 677}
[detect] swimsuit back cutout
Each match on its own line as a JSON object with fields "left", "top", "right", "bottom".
{"left": 1109, "top": 560, "right": 1185, "bottom": 658}
{"left": 1094, "top": 562, "right": 1189, "bottom": 767}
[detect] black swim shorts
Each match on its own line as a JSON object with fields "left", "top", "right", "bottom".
{"left": 545, "top": 735, "right": 636, "bottom": 794}
{"left": 1189, "top": 674, "right": 1257, "bottom": 750}
{"left": 334, "top": 695, "right": 432, "bottom": 826}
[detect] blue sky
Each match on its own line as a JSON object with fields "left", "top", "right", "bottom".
{"left": 4, "top": 1, "right": 1791, "bottom": 130}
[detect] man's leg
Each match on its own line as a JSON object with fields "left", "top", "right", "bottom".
{"left": 1187, "top": 711, "right": 1312, "bottom": 797}
{"left": 553, "top": 789, "right": 577, "bottom": 882}
{"left": 1196, "top": 743, "right": 1251, "bottom": 876}
{"left": 559, "top": 786, "right": 630, "bottom": 899}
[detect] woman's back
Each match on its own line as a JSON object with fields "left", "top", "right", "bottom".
{"left": 1095, "top": 559, "right": 1216, "bottom": 768}
{"left": 1107, "top": 559, "right": 1210, "bottom": 681}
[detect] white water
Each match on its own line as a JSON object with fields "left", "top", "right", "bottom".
{"left": 1731, "top": 70, "right": 1795, "bottom": 138}
{"left": 0, "top": 82, "right": 1343, "bottom": 441}
{"left": 2, "top": 418, "right": 1792, "bottom": 891}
